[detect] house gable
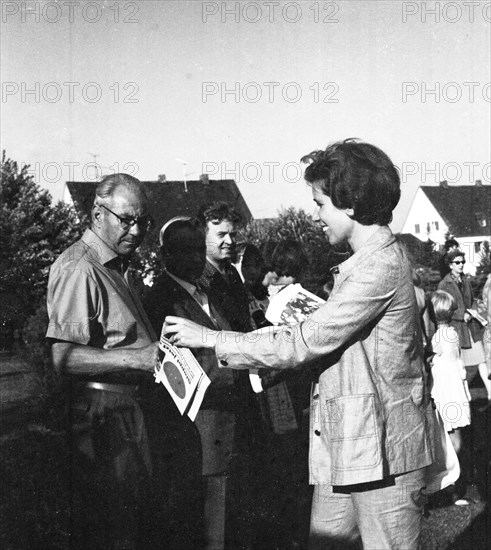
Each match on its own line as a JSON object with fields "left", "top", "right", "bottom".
{"left": 420, "top": 185, "right": 491, "bottom": 238}
{"left": 401, "top": 188, "right": 447, "bottom": 242}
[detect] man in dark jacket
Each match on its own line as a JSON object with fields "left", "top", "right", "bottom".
{"left": 143, "top": 216, "right": 253, "bottom": 550}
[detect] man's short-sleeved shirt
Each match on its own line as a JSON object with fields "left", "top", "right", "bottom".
{"left": 46, "top": 228, "right": 155, "bottom": 381}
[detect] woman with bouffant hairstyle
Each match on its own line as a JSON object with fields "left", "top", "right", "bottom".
{"left": 165, "top": 139, "right": 435, "bottom": 550}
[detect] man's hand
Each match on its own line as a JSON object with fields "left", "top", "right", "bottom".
{"left": 163, "top": 316, "right": 218, "bottom": 349}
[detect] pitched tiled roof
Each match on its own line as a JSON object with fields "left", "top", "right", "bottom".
{"left": 396, "top": 233, "right": 435, "bottom": 263}
{"left": 421, "top": 185, "right": 491, "bottom": 238}
{"left": 66, "top": 179, "right": 253, "bottom": 227}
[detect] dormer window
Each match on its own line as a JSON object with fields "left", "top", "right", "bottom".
{"left": 475, "top": 213, "right": 488, "bottom": 227}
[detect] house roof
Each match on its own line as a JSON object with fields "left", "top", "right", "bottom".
{"left": 66, "top": 179, "right": 253, "bottom": 228}
{"left": 420, "top": 185, "right": 491, "bottom": 238}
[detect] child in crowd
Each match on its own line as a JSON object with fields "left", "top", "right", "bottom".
{"left": 430, "top": 290, "right": 472, "bottom": 505}
{"left": 264, "top": 240, "right": 309, "bottom": 298}
{"left": 238, "top": 239, "right": 313, "bottom": 548}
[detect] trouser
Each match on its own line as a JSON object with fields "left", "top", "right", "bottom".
{"left": 202, "top": 433, "right": 263, "bottom": 550}
{"left": 309, "top": 468, "right": 426, "bottom": 550}
{"left": 259, "top": 429, "right": 312, "bottom": 549}
{"left": 140, "top": 387, "right": 204, "bottom": 550}
{"left": 69, "top": 384, "right": 204, "bottom": 550}
{"left": 69, "top": 387, "right": 151, "bottom": 550}
{"left": 200, "top": 401, "right": 268, "bottom": 550}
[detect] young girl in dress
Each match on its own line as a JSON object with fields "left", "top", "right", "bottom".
{"left": 431, "top": 290, "right": 472, "bottom": 504}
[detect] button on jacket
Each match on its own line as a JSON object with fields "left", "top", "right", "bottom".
{"left": 216, "top": 226, "right": 435, "bottom": 486}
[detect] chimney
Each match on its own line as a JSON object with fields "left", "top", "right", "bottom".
{"left": 158, "top": 174, "right": 166, "bottom": 183}
{"left": 200, "top": 174, "right": 210, "bottom": 185}
{"left": 475, "top": 179, "right": 483, "bottom": 186}
{"left": 439, "top": 180, "right": 448, "bottom": 188}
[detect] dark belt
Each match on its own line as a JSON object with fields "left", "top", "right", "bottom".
{"left": 85, "top": 381, "right": 139, "bottom": 397}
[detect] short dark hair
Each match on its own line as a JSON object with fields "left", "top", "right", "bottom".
{"left": 235, "top": 242, "right": 269, "bottom": 299}
{"left": 259, "top": 240, "right": 279, "bottom": 271}
{"left": 160, "top": 218, "right": 202, "bottom": 252}
{"left": 445, "top": 249, "right": 465, "bottom": 266}
{"left": 271, "top": 240, "right": 308, "bottom": 280}
{"left": 301, "top": 139, "right": 400, "bottom": 226}
{"left": 443, "top": 238, "right": 459, "bottom": 251}
{"left": 197, "top": 201, "right": 242, "bottom": 230}
{"left": 235, "top": 242, "right": 264, "bottom": 266}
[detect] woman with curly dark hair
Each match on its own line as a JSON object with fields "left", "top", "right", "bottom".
{"left": 165, "top": 139, "right": 435, "bottom": 550}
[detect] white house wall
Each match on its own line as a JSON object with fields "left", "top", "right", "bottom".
{"left": 456, "top": 236, "right": 491, "bottom": 275}
{"left": 401, "top": 188, "right": 490, "bottom": 275}
{"left": 401, "top": 189, "right": 448, "bottom": 244}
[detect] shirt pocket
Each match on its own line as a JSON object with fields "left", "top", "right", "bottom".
{"left": 324, "top": 393, "right": 382, "bottom": 472}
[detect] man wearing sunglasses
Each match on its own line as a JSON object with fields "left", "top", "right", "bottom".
{"left": 46, "top": 174, "right": 160, "bottom": 550}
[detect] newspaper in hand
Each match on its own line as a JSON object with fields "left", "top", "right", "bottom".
{"left": 466, "top": 308, "right": 488, "bottom": 327}
{"left": 154, "top": 331, "right": 211, "bottom": 421}
{"left": 266, "top": 283, "right": 325, "bottom": 325}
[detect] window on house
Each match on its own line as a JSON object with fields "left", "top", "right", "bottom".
{"left": 415, "top": 224, "right": 420, "bottom": 234}
{"left": 434, "top": 221, "right": 439, "bottom": 230}
{"left": 475, "top": 213, "right": 487, "bottom": 227}
{"left": 475, "top": 242, "right": 481, "bottom": 252}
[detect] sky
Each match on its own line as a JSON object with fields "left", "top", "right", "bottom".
{"left": 1, "top": 0, "right": 490, "bottom": 231}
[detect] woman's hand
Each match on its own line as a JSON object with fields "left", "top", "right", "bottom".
{"left": 163, "top": 316, "right": 218, "bottom": 349}
{"left": 464, "top": 312, "right": 471, "bottom": 323}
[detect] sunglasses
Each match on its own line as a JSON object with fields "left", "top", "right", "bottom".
{"left": 451, "top": 261, "right": 466, "bottom": 265}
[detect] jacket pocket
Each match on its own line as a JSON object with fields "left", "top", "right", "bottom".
{"left": 324, "top": 394, "right": 382, "bottom": 472}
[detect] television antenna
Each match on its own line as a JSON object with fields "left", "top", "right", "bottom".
{"left": 175, "top": 158, "right": 195, "bottom": 192}
{"left": 87, "top": 153, "right": 102, "bottom": 181}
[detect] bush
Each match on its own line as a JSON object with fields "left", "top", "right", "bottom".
{"left": 20, "top": 303, "right": 70, "bottom": 424}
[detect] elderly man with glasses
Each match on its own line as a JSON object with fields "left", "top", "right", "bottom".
{"left": 46, "top": 174, "right": 160, "bottom": 550}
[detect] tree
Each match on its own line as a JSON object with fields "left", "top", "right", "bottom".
{"left": 473, "top": 240, "right": 491, "bottom": 298}
{"left": 0, "top": 151, "right": 83, "bottom": 335}
{"left": 130, "top": 228, "right": 162, "bottom": 289}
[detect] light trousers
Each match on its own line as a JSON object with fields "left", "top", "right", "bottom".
{"left": 310, "top": 468, "right": 426, "bottom": 550}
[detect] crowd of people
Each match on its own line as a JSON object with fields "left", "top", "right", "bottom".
{"left": 419, "top": 238, "right": 491, "bottom": 507}
{"left": 45, "top": 139, "right": 491, "bottom": 550}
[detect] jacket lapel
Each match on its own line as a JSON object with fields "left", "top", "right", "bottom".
{"left": 164, "top": 273, "right": 219, "bottom": 330}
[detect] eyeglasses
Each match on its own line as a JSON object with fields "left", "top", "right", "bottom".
{"left": 99, "top": 204, "right": 153, "bottom": 232}
{"left": 451, "top": 261, "right": 466, "bottom": 265}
